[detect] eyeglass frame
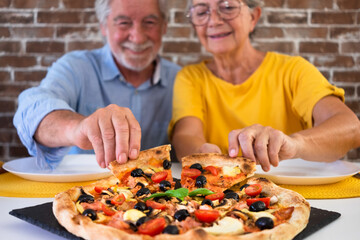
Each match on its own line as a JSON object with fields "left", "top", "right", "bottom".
{"left": 186, "top": 0, "right": 244, "bottom": 26}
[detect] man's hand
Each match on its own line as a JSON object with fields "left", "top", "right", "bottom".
{"left": 70, "top": 104, "right": 141, "bottom": 168}
{"left": 228, "top": 124, "right": 298, "bottom": 172}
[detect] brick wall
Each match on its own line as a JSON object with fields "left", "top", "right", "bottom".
{"left": 0, "top": 0, "right": 359, "bottom": 162}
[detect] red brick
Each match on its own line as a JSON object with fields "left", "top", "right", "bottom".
{"left": 9, "top": 146, "right": 30, "bottom": 158}
{"left": 252, "top": 27, "right": 284, "bottom": 39}
{"left": 333, "top": 71, "right": 360, "bottom": 83}
{"left": 56, "top": 27, "right": 99, "bottom": 39}
{"left": 268, "top": 11, "right": 307, "bottom": 24}
{"left": 12, "top": 0, "right": 59, "bottom": 8}
{"left": 176, "top": 54, "right": 211, "bottom": 67}
{"left": 37, "top": 11, "right": 82, "bottom": 24}
{"left": 11, "top": 27, "right": 54, "bottom": 38}
{"left": 264, "top": 0, "right": 285, "bottom": 7}
{"left": 165, "top": 27, "right": 192, "bottom": 38}
{"left": 358, "top": 86, "right": 360, "bottom": 96}
{"left": 342, "top": 86, "right": 356, "bottom": 97}
{"left": 0, "top": 116, "right": 13, "bottom": 128}
{"left": 84, "top": 11, "right": 98, "bottom": 23}
{"left": 0, "top": 27, "right": 10, "bottom": 37}
{"left": 254, "top": 41, "right": 295, "bottom": 54}
{"left": 0, "top": 0, "right": 10, "bottom": 7}
{"left": 0, "top": 83, "right": 31, "bottom": 97}
{"left": 0, "top": 131, "right": 13, "bottom": 143}
{"left": 174, "top": 11, "right": 188, "bottom": 24}
{"left": 0, "top": 71, "right": 11, "bottom": 82}
{"left": 0, "top": 41, "right": 21, "bottom": 53}
{"left": 26, "top": 41, "right": 64, "bottom": 53}
{"left": 288, "top": 0, "right": 332, "bottom": 9}
{"left": 299, "top": 42, "right": 338, "bottom": 54}
{"left": 163, "top": 41, "right": 202, "bottom": 53}
{"left": 314, "top": 56, "right": 354, "bottom": 68}
{"left": 336, "top": 0, "right": 360, "bottom": 9}
{"left": 15, "top": 70, "right": 47, "bottom": 82}
{"left": 63, "top": 0, "right": 95, "bottom": 9}
{"left": 67, "top": 41, "right": 103, "bottom": 51}
{"left": 0, "top": 12, "right": 33, "bottom": 24}
{"left": 330, "top": 27, "right": 360, "bottom": 39}
{"left": 345, "top": 100, "right": 360, "bottom": 113}
{"left": 285, "top": 27, "right": 328, "bottom": 38}
{"left": 311, "top": 12, "right": 356, "bottom": 24}
{"left": 168, "top": 0, "right": 188, "bottom": 9}
{"left": 0, "top": 56, "right": 37, "bottom": 67}
{"left": 320, "top": 71, "right": 330, "bottom": 80}
{"left": 342, "top": 42, "right": 360, "bottom": 53}
{"left": 0, "top": 100, "right": 15, "bottom": 112}
{"left": 41, "top": 55, "right": 61, "bottom": 67}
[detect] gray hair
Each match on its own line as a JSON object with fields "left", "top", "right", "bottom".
{"left": 186, "top": 0, "right": 263, "bottom": 10}
{"left": 95, "top": 0, "right": 169, "bottom": 26}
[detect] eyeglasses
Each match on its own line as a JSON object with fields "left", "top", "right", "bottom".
{"left": 187, "top": 0, "right": 243, "bottom": 26}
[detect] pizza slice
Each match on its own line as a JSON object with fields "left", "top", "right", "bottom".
{"left": 109, "top": 144, "right": 173, "bottom": 192}
{"left": 180, "top": 153, "right": 256, "bottom": 193}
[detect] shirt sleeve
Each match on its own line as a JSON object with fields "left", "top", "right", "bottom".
{"left": 290, "top": 57, "right": 345, "bottom": 128}
{"left": 168, "top": 65, "right": 204, "bottom": 139}
{"left": 13, "top": 54, "right": 82, "bottom": 170}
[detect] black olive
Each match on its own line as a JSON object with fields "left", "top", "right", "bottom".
{"left": 174, "top": 209, "right": 190, "bottom": 222}
{"left": 159, "top": 180, "right": 172, "bottom": 192}
{"left": 128, "top": 222, "right": 138, "bottom": 232}
{"left": 240, "top": 184, "right": 250, "bottom": 191}
{"left": 249, "top": 201, "right": 267, "bottom": 212}
{"left": 195, "top": 175, "right": 207, "bottom": 188}
{"left": 174, "top": 179, "right": 182, "bottom": 189}
{"left": 131, "top": 168, "right": 144, "bottom": 177}
{"left": 135, "top": 182, "right": 145, "bottom": 188}
{"left": 77, "top": 194, "right": 94, "bottom": 203}
{"left": 136, "top": 187, "right": 151, "bottom": 197}
{"left": 190, "top": 163, "right": 203, "bottom": 171}
{"left": 134, "top": 202, "right": 147, "bottom": 211}
{"left": 145, "top": 206, "right": 153, "bottom": 216}
{"left": 224, "top": 192, "right": 240, "bottom": 202}
{"left": 216, "top": 199, "right": 227, "bottom": 207}
{"left": 163, "top": 225, "right": 179, "bottom": 234}
{"left": 163, "top": 160, "right": 172, "bottom": 169}
{"left": 259, "top": 192, "right": 267, "bottom": 198}
{"left": 136, "top": 216, "right": 150, "bottom": 226}
{"left": 105, "top": 199, "right": 113, "bottom": 206}
{"left": 201, "top": 199, "right": 214, "bottom": 207}
{"left": 144, "top": 173, "right": 153, "bottom": 178}
{"left": 255, "top": 217, "right": 274, "bottom": 230}
{"left": 223, "top": 189, "right": 234, "bottom": 194}
{"left": 82, "top": 209, "right": 97, "bottom": 221}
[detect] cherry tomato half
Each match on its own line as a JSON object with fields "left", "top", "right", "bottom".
{"left": 151, "top": 171, "right": 168, "bottom": 183}
{"left": 246, "top": 197, "right": 270, "bottom": 208}
{"left": 138, "top": 217, "right": 166, "bottom": 236}
{"left": 94, "top": 186, "right": 104, "bottom": 194}
{"left": 111, "top": 193, "right": 126, "bottom": 205}
{"left": 101, "top": 204, "right": 116, "bottom": 216}
{"left": 245, "top": 184, "right": 262, "bottom": 197}
{"left": 195, "top": 209, "right": 220, "bottom": 223}
{"left": 205, "top": 192, "right": 225, "bottom": 201}
{"left": 204, "top": 166, "right": 219, "bottom": 176}
{"left": 146, "top": 200, "right": 166, "bottom": 210}
{"left": 181, "top": 168, "right": 202, "bottom": 179}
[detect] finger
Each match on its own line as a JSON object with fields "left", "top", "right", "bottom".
{"left": 237, "top": 130, "right": 256, "bottom": 162}
{"left": 228, "top": 130, "right": 241, "bottom": 157}
{"left": 124, "top": 111, "right": 141, "bottom": 160}
{"left": 253, "top": 132, "right": 271, "bottom": 172}
{"left": 267, "top": 130, "right": 282, "bottom": 167}
{"left": 87, "top": 123, "right": 106, "bottom": 168}
{"left": 98, "top": 115, "right": 116, "bottom": 167}
{"left": 112, "top": 110, "right": 130, "bottom": 164}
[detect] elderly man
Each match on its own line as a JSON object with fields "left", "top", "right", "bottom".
{"left": 13, "top": 0, "right": 180, "bottom": 169}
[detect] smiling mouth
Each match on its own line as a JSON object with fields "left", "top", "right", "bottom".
{"left": 208, "top": 32, "right": 232, "bottom": 39}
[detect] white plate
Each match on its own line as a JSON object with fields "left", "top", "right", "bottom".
{"left": 3, "top": 155, "right": 112, "bottom": 182}
{"left": 254, "top": 159, "right": 360, "bottom": 185}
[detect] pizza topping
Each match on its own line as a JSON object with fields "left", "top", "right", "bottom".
{"left": 159, "top": 180, "right": 172, "bottom": 192}
{"left": 137, "top": 217, "right": 166, "bottom": 236}
{"left": 182, "top": 168, "right": 202, "bottom": 179}
{"left": 111, "top": 193, "right": 126, "bottom": 205}
{"left": 82, "top": 208, "right": 97, "bottom": 220}
{"left": 190, "top": 163, "right": 203, "bottom": 172}
{"left": 131, "top": 168, "right": 145, "bottom": 178}
{"left": 195, "top": 175, "right": 207, "bottom": 188}
{"left": 239, "top": 183, "right": 250, "bottom": 191}
{"left": 224, "top": 192, "right": 240, "bottom": 202}
{"left": 246, "top": 197, "right": 270, "bottom": 208}
{"left": 245, "top": 184, "right": 262, "bottom": 197}
{"left": 123, "top": 209, "right": 147, "bottom": 223}
{"left": 134, "top": 202, "right": 147, "bottom": 211}
{"left": 151, "top": 171, "right": 168, "bottom": 183}
{"left": 255, "top": 217, "right": 274, "bottom": 230}
{"left": 202, "top": 216, "right": 245, "bottom": 235}
{"left": 135, "top": 216, "right": 150, "bottom": 226}
{"left": 174, "top": 209, "right": 190, "bottom": 222}
{"left": 101, "top": 204, "right": 116, "bottom": 216}
{"left": 77, "top": 192, "right": 94, "bottom": 203}
{"left": 201, "top": 199, "right": 214, "bottom": 208}
{"left": 249, "top": 201, "right": 267, "bottom": 212}
{"left": 205, "top": 192, "right": 225, "bottom": 201}
{"left": 222, "top": 166, "right": 241, "bottom": 177}
{"left": 194, "top": 209, "right": 220, "bottom": 223}
{"left": 136, "top": 188, "right": 151, "bottom": 198}
{"left": 204, "top": 166, "right": 219, "bottom": 176}
{"left": 163, "top": 160, "right": 172, "bottom": 169}
{"left": 162, "top": 225, "right": 179, "bottom": 235}
{"left": 146, "top": 200, "right": 167, "bottom": 210}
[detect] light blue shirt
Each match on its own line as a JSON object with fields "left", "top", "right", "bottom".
{"left": 13, "top": 44, "right": 180, "bottom": 169}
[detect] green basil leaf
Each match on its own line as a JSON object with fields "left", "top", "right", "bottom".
{"left": 166, "top": 188, "right": 189, "bottom": 201}
{"left": 188, "top": 188, "right": 214, "bottom": 197}
{"left": 144, "top": 192, "right": 169, "bottom": 201}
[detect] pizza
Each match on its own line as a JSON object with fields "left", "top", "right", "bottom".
{"left": 53, "top": 145, "right": 310, "bottom": 240}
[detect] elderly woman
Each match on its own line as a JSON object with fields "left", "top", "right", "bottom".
{"left": 169, "top": 0, "right": 360, "bottom": 171}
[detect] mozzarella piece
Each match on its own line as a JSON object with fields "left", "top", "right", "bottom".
{"left": 123, "top": 209, "right": 146, "bottom": 223}
{"left": 222, "top": 166, "right": 241, "bottom": 177}
{"left": 115, "top": 189, "right": 134, "bottom": 200}
{"left": 203, "top": 217, "right": 245, "bottom": 235}
{"left": 241, "top": 209, "right": 276, "bottom": 221}
{"left": 270, "top": 195, "right": 278, "bottom": 205}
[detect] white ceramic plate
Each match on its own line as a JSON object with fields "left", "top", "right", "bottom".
{"left": 3, "top": 154, "right": 112, "bottom": 182}
{"left": 254, "top": 159, "right": 360, "bottom": 185}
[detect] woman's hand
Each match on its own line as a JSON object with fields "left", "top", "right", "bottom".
{"left": 228, "top": 124, "right": 298, "bottom": 172}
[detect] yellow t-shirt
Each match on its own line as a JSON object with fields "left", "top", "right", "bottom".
{"left": 169, "top": 52, "right": 345, "bottom": 154}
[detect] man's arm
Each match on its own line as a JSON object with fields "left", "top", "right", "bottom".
{"left": 34, "top": 104, "right": 142, "bottom": 168}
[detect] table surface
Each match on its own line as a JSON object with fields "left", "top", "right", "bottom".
{"left": 1, "top": 196, "right": 359, "bottom": 240}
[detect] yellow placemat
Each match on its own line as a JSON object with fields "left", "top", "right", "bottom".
{"left": 0, "top": 172, "right": 96, "bottom": 198}
{"left": 280, "top": 176, "right": 360, "bottom": 199}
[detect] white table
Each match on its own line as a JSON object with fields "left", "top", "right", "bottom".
{"left": 1, "top": 196, "right": 359, "bottom": 239}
